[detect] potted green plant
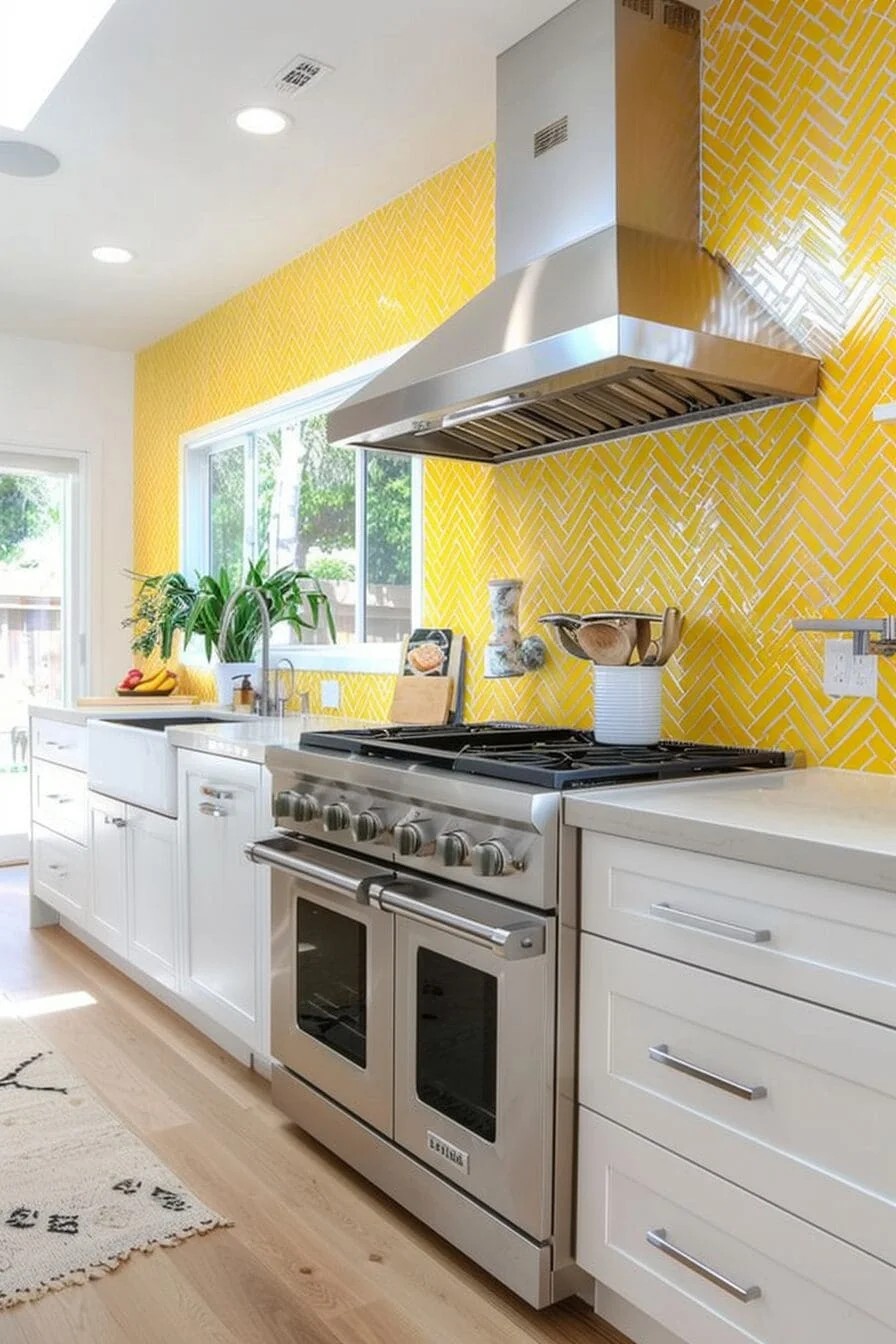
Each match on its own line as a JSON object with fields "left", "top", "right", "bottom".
{"left": 124, "top": 556, "right": 335, "bottom": 704}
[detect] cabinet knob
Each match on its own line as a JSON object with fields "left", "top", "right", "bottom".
{"left": 436, "top": 830, "right": 471, "bottom": 867}
{"left": 471, "top": 839, "right": 513, "bottom": 877}
{"left": 322, "top": 801, "right": 351, "bottom": 832}
{"left": 350, "top": 809, "right": 384, "bottom": 842}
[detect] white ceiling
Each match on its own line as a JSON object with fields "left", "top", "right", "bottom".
{"left": 0, "top": 0, "right": 588, "bottom": 351}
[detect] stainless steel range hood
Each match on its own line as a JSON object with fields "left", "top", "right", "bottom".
{"left": 328, "top": 0, "right": 819, "bottom": 464}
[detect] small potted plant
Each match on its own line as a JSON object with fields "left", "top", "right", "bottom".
{"left": 125, "top": 556, "right": 334, "bottom": 704}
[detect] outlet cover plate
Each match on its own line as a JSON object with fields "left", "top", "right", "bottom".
{"left": 321, "top": 679, "right": 341, "bottom": 709}
{"left": 823, "top": 639, "right": 878, "bottom": 699}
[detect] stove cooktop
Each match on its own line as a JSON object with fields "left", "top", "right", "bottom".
{"left": 299, "top": 723, "right": 789, "bottom": 790}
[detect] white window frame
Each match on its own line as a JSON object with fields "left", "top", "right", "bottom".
{"left": 180, "top": 347, "right": 422, "bottom": 674}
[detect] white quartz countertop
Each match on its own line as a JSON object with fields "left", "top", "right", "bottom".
{"left": 166, "top": 714, "right": 374, "bottom": 763}
{"left": 565, "top": 766, "right": 896, "bottom": 892}
{"left": 29, "top": 703, "right": 248, "bottom": 726}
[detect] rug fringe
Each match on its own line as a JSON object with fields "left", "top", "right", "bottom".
{"left": 0, "top": 1216, "right": 234, "bottom": 1311}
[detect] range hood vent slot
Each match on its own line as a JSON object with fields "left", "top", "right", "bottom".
{"left": 663, "top": 3, "right": 700, "bottom": 35}
{"left": 534, "top": 115, "right": 570, "bottom": 158}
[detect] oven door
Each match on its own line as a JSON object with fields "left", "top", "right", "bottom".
{"left": 247, "top": 834, "right": 395, "bottom": 1136}
{"left": 370, "top": 877, "right": 555, "bottom": 1241}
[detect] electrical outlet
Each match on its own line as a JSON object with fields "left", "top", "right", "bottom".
{"left": 823, "top": 639, "right": 852, "bottom": 696}
{"left": 849, "top": 653, "right": 879, "bottom": 699}
{"left": 321, "top": 679, "right": 340, "bottom": 709}
{"left": 823, "top": 639, "right": 878, "bottom": 699}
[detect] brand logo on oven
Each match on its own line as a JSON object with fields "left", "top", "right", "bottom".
{"left": 426, "top": 1130, "right": 469, "bottom": 1174}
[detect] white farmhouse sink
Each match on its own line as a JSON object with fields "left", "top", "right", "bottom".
{"left": 87, "top": 713, "right": 236, "bottom": 817}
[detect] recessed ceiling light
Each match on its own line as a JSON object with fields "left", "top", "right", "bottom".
{"left": 0, "top": 140, "right": 59, "bottom": 177}
{"left": 0, "top": 1, "right": 120, "bottom": 132}
{"left": 92, "top": 245, "right": 133, "bottom": 264}
{"left": 235, "top": 107, "right": 291, "bottom": 136}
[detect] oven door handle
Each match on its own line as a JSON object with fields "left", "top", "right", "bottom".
{"left": 369, "top": 881, "right": 546, "bottom": 959}
{"left": 244, "top": 837, "right": 385, "bottom": 904}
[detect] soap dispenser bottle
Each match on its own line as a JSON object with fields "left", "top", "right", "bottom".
{"left": 232, "top": 674, "right": 254, "bottom": 713}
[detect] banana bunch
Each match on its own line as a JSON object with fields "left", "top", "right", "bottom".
{"left": 118, "top": 667, "right": 178, "bottom": 695}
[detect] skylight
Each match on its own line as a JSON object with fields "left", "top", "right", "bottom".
{"left": 0, "top": 0, "right": 119, "bottom": 132}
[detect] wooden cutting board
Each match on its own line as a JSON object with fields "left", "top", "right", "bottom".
{"left": 388, "top": 676, "right": 454, "bottom": 725}
{"left": 76, "top": 695, "right": 201, "bottom": 706}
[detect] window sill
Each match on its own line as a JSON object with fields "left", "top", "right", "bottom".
{"left": 179, "top": 641, "right": 402, "bottom": 676}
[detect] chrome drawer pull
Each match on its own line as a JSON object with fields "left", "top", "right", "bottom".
{"left": 199, "top": 802, "right": 227, "bottom": 817}
{"left": 647, "top": 1228, "right": 761, "bottom": 1303}
{"left": 649, "top": 1044, "right": 767, "bottom": 1100}
{"left": 103, "top": 815, "right": 127, "bottom": 828}
{"left": 650, "top": 902, "right": 771, "bottom": 944}
{"left": 45, "top": 793, "right": 73, "bottom": 804}
{"left": 47, "top": 863, "right": 66, "bottom": 874}
{"left": 201, "top": 785, "right": 234, "bottom": 801}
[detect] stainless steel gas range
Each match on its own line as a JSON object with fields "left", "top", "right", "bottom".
{"left": 246, "top": 726, "right": 788, "bottom": 1308}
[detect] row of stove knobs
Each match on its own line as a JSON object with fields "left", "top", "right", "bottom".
{"left": 275, "top": 791, "right": 515, "bottom": 877}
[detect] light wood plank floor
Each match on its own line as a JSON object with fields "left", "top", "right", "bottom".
{"left": 0, "top": 870, "right": 631, "bottom": 1344}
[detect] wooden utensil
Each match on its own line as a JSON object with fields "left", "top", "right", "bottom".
{"left": 538, "top": 614, "right": 592, "bottom": 660}
{"left": 656, "top": 606, "right": 683, "bottom": 666}
{"left": 575, "top": 621, "right": 633, "bottom": 665}
{"left": 635, "top": 618, "right": 652, "bottom": 663}
{"left": 388, "top": 675, "right": 454, "bottom": 724}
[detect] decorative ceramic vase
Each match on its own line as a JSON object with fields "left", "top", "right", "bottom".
{"left": 484, "top": 579, "right": 525, "bottom": 678}
{"left": 213, "top": 661, "right": 258, "bottom": 708}
{"left": 593, "top": 665, "right": 664, "bottom": 745}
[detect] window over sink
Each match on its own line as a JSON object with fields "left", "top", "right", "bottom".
{"left": 181, "top": 350, "right": 422, "bottom": 672}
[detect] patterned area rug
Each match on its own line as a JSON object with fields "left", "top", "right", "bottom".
{"left": 0, "top": 1012, "right": 231, "bottom": 1310}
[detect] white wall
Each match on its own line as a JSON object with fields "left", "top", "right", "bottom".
{"left": 0, "top": 332, "right": 134, "bottom": 694}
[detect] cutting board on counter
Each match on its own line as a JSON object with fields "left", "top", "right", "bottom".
{"left": 76, "top": 695, "right": 201, "bottom": 706}
{"left": 388, "top": 675, "right": 454, "bottom": 725}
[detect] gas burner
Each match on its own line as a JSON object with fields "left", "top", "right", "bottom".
{"left": 299, "top": 724, "right": 788, "bottom": 790}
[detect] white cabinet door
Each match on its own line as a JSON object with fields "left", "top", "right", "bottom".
{"left": 178, "top": 752, "right": 267, "bottom": 1051}
{"left": 87, "top": 792, "right": 128, "bottom": 955}
{"left": 127, "top": 805, "right": 177, "bottom": 988}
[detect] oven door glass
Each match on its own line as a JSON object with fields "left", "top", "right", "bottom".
{"left": 297, "top": 898, "right": 368, "bottom": 1067}
{"left": 388, "top": 880, "right": 555, "bottom": 1241}
{"left": 416, "top": 949, "right": 497, "bottom": 1142}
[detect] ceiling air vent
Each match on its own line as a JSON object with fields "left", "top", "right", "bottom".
{"left": 272, "top": 55, "right": 333, "bottom": 97}
{"left": 534, "top": 115, "right": 569, "bottom": 158}
{"left": 622, "top": 0, "right": 654, "bottom": 16}
{"left": 663, "top": 2, "right": 700, "bottom": 35}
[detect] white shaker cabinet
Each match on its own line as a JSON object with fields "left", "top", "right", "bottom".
{"left": 127, "top": 805, "right": 177, "bottom": 988}
{"left": 87, "top": 791, "right": 128, "bottom": 956}
{"left": 177, "top": 750, "right": 269, "bottom": 1054}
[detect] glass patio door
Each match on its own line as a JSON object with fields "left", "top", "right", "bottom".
{"left": 0, "top": 452, "right": 83, "bottom": 864}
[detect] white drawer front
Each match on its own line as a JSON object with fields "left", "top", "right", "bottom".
{"left": 31, "top": 717, "right": 87, "bottom": 770}
{"left": 580, "top": 831, "right": 896, "bottom": 1029}
{"left": 581, "top": 935, "right": 896, "bottom": 1267}
{"left": 577, "top": 1112, "right": 896, "bottom": 1344}
{"left": 32, "top": 760, "right": 87, "bottom": 844}
{"left": 32, "top": 823, "right": 87, "bottom": 919}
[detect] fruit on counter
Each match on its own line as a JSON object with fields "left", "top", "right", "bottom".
{"left": 117, "top": 667, "right": 178, "bottom": 694}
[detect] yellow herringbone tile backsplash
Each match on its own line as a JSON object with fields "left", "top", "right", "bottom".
{"left": 135, "top": 0, "right": 896, "bottom": 769}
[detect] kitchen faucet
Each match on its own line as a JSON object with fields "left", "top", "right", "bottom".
{"left": 219, "top": 585, "right": 273, "bottom": 716}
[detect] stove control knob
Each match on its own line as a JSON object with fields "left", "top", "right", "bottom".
{"left": 394, "top": 821, "right": 431, "bottom": 857}
{"left": 292, "top": 793, "right": 321, "bottom": 823}
{"left": 322, "top": 801, "right": 351, "bottom": 832}
{"left": 351, "top": 809, "right": 385, "bottom": 842}
{"left": 274, "top": 790, "right": 301, "bottom": 820}
{"left": 436, "top": 830, "right": 472, "bottom": 867}
{"left": 472, "top": 839, "right": 514, "bottom": 878}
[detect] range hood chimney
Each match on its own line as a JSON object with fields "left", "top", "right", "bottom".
{"left": 328, "top": 0, "right": 819, "bottom": 464}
